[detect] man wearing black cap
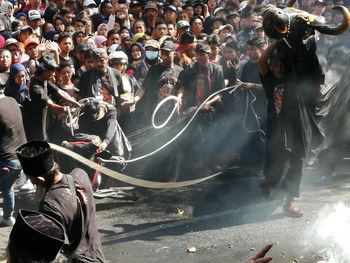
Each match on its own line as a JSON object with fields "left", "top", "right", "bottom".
{"left": 136, "top": 40, "right": 182, "bottom": 125}
{"left": 16, "top": 141, "right": 106, "bottom": 262}
{"left": 175, "top": 41, "right": 225, "bottom": 176}
{"left": 22, "top": 56, "right": 80, "bottom": 142}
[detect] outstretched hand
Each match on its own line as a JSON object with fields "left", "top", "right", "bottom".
{"left": 242, "top": 244, "right": 273, "bottom": 263}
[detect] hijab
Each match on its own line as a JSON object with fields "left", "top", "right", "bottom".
{"left": 4, "top": 64, "right": 29, "bottom": 103}
{"left": 94, "top": 35, "right": 107, "bottom": 48}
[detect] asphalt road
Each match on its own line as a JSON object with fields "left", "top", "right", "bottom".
{"left": 2, "top": 162, "right": 350, "bottom": 263}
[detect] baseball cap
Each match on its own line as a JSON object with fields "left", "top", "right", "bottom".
{"left": 176, "top": 20, "right": 190, "bottom": 29}
{"left": 144, "top": 39, "right": 160, "bottom": 49}
{"left": 195, "top": 41, "right": 211, "bottom": 53}
{"left": 24, "top": 36, "right": 39, "bottom": 49}
{"left": 160, "top": 40, "right": 176, "bottom": 52}
{"left": 132, "top": 32, "right": 149, "bottom": 43}
{"left": 164, "top": 5, "right": 177, "bottom": 13}
{"left": 28, "top": 10, "right": 41, "bottom": 21}
{"left": 219, "top": 24, "right": 233, "bottom": 34}
{"left": 5, "top": 38, "right": 19, "bottom": 46}
{"left": 108, "top": 50, "right": 128, "bottom": 62}
{"left": 144, "top": 1, "right": 158, "bottom": 11}
{"left": 130, "top": 0, "right": 141, "bottom": 6}
{"left": 20, "top": 25, "right": 34, "bottom": 34}
{"left": 83, "top": 0, "right": 96, "bottom": 7}
{"left": 213, "top": 7, "right": 225, "bottom": 16}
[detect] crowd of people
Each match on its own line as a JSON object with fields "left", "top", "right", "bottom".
{"left": 0, "top": 0, "right": 344, "bottom": 261}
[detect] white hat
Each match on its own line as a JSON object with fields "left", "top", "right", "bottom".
{"left": 84, "top": 0, "right": 96, "bottom": 7}
{"left": 28, "top": 10, "right": 41, "bottom": 21}
{"left": 218, "top": 24, "right": 233, "bottom": 34}
{"left": 107, "top": 43, "right": 119, "bottom": 54}
{"left": 108, "top": 51, "right": 128, "bottom": 63}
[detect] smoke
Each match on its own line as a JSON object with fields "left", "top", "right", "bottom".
{"left": 308, "top": 202, "right": 350, "bottom": 263}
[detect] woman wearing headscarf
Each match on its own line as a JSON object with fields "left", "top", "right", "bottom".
{"left": 94, "top": 35, "right": 107, "bottom": 48}
{"left": 4, "top": 63, "right": 29, "bottom": 106}
{"left": 96, "top": 23, "right": 108, "bottom": 37}
{"left": 127, "top": 42, "right": 145, "bottom": 73}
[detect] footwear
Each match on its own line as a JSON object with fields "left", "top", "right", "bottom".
{"left": 19, "top": 179, "right": 35, "bottom": 192}
{"left": 0, "top": 216, "right": 15, "bottom": 226}
{"left": 283, "top": 203, "right": 303, "bottom": 218}
{"left": 260, "top": 181, "right": 273, "bottom": 199}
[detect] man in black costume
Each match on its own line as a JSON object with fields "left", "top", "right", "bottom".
{"left": 16, "top": 141, "right": 106, "bottom": 262}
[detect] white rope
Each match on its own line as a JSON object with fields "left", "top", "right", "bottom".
{"left": 151, "top": 95, "right": 181, "bottom": 129}
{"left": 99, "top": 85, "right": 241, "bottom": 164}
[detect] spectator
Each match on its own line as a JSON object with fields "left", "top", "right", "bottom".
{"left": 0, "top": 90, "right": 27, "bottom": 227}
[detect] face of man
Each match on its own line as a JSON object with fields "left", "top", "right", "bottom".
{"left": 0, "top": 50, "right": 12, "bottom": 70}
{"left": 85, "top": 57, "right": 94, "bottom": 70}
{"left": 101, "top": 2, "right": 113, "bottom": 16}
{"left": 55, "top": 0, "right": 66, "bottom": 9}
{"left": 74, "top": 21, "right": 85, "bottom": 32}
{"left": 145, "top": 8, "right": 158, "bottom": 20}
{"left": 130, "top": 5, "right": 143, "bottom": 18}
{"left": 191, "top": 18, "right": 203, "bottom": 34}
{"left": 19, "top": 30, "right": 32, "bottom": 43}
{"left": 164, "top": 10, "right": 177, "bottom": 23}
{"left": 93, "top": 56, "right": 108, "bottom": 72}
{"left": 107, "top": 33, "right": 120, "bottom": 46}
{"left": 25, "top": 44, "right": 39, "bottom": 59}
{"left": 160, "top": 50, "right": 175, "bottom": 68}
{"left": 29, "top": 0, "right": 41, "bottom": 8}
{"left": 178, "top": 11, "right": 189, "bottom": 21}
{"left": 64, "top": 12, "right": 75, "bottom": 24}
{"left": 155, "top": 23, "right": 168, "bottom": 38}
{"left": 167, "top": 24, "right": 177, "bottom": 37}
{"left": 42, "top": 69, "right": 56, "bottom": 81}
{"left": 246, "top": 45, "right": 261, "bottom": 63}
{"left": 8, "top": 45, "right": 22, "bottom": 63}
{"left": 59, "top": 37, "right": 73, "bottom": 54}
{"left": 28, "top": 18, "right": 41, "bottom": 29}
{"left": 196, "top": 51, "right": 210, "bottom": 67}
{"left": 133, "top": 21, "right": 145, "bottom": 33}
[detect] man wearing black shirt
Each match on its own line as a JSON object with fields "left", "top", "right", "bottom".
{"left": 16, "top": 141, "right": 106, "bottom": 262}
{"left": 0, "top": 92, "right": 27, "bottom": 226}
{"left": 22, "top": 56, "right": 80, "bottom": 142}
{"left": 136, "top": 40, "right": 182, "bottom": 126}
{"left": 259, "top": 41, "right": 303, "bottom": 218}
{"left": 78, "top": 48, "right": 124, "bottom": 108}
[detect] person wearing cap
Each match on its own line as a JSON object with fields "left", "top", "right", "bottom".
{"left": 144, "top": 1, "right": 158, "bottom": 35}
{"left": 217, "top": 24, "right": 233, "bottom": 43}
{"left": 312, "top": 0, "right": 327, "bottom": 17}
{"left": 129, "top": 0, "right": 143, "bottom": 20}
{"left": 18, "top": 25, "right": 33, "bottom": 43}
{"left": 134, "top": 40, "right": 182, "bottom": 127}
{"left": 174, "top": 41, "right": 225, "bottom": 177}
{"left": 226, "top": 11, "right": 240, "bottom": 34}
{"left": 16, "top": 142, "right": 106, "bottom": 262}
{"left": 22, "top": 56, "right": 80, "bottom": 141}
{"left": 5, "top": 38, "right": 30, "bottom": 65}
{"left": 176, "top": 19, "right": 190, "bottom": 42}
{"left": 176, "top": 41, "right": 224, "bottom": 111}
{"left": 23, "top": 36, "right": 40, "bottom": 76}
{"left": 7, "top": 209, "right": 65, "bottom": 262}
{"left": 78, "top": 48, "right": 124, "bottom": 109}
{"left": 164, "top": 5, "right": 178, "bottom": 24}
{"left": 0, "top": 91, "right": 26, "bottom": 227}
{"left": 109, "top": 50, "right": 140, "bottom": 131}
{"left": 27, "top": 10, "right": 43, "bottom": 36}
{"left": 134, "top": 39, "right": 161, "bottom": 85}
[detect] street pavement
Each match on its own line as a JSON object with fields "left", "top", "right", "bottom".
{"left": 2, "top": 161, "right": 350, "bottom": 263}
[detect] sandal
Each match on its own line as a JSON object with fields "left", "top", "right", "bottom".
{"left": 283, "top": 203, "right": 303, "bottom": 218}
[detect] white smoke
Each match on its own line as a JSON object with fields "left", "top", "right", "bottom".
{"left": 310, "top": 202, "right": 350, "bottom": 263}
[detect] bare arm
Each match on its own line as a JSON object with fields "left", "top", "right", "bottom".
{"left": 258, "top": 41, "right": 280, "bottom": 77}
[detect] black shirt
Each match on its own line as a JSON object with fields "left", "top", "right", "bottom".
{"left": 22, "top": 77, "right": 59, "bottom": 141}
{"left": 0, "top": 96, "right": 27, "bottom": 161}
{"left": 39, "top": 169, "right": 105, "bottom": 262}
{"left": 177, "top": 62, "right": 225, "bottom": 109}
